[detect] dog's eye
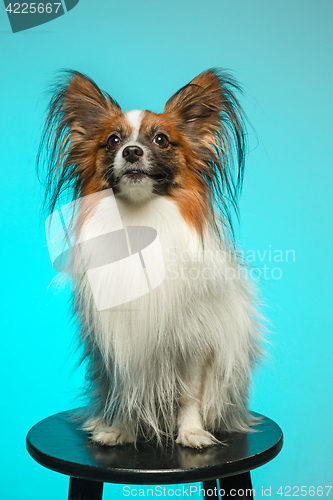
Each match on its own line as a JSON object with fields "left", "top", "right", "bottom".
{"left": 153, "top": 134, "right": 169, "bottom": 149}
{"left": 107, "top": 134, "right": 122, "bottom": 148}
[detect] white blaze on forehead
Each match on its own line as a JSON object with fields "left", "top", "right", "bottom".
{"left": 124, "top": 110, "right": 144, "bottom": 141}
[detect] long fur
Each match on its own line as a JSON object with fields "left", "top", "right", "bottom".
{"left": 76, "top": 196, "right": 262, "bottom": 442}
{"left": 38, "top": 68, "right": 263, "bottom": 447}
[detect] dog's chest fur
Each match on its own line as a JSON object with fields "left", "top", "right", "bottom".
{"left": 77, "top": 195, "right": 234, "bottom": 360}
{"left": 75, "top": 194, "right": 259, "bottom": 436}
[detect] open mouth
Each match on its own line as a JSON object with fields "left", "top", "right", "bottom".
{"left": 123, "top": 169, "right": 148, "bottom": 181}
{"left": 121, "top": 168, "right": 169, "bottom": 184}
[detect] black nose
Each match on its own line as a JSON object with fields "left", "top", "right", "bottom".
{"left": 122, "top": 145, "right": 144, "bottom": 163}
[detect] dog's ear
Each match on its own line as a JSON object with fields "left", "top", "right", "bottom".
{"left": 164, "top": 70, "right": 223, "bottom": 137}
{"left": 164, "top": 68, "right": 246, "bottom": 171}
{"left": 58, "top": 71, "right": 121, "bottom": 139}
{"left": 164, "top": 69, "right": 247, "bottom": 236}
{"left": 38, "top": 71, "right": 121, "bottom": 212}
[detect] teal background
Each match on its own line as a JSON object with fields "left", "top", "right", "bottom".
{"left": 1, "top": 1, "right": 332, "bottom": 498}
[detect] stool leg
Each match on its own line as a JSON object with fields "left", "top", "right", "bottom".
{"left": 219, "top": 472, "right": 254, "bottom": 499}
{"left": 68, "top": 476, "right": 103, "bottom": 500}
{"left": 202, "top": 479, "right": 219, "bottom": 500}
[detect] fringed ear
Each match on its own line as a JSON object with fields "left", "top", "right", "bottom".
{"left": 37, "top": 70, "right": 121, "bottom": 214}
{"left": 164, "top": 69, "right": 248, "bottom": 239}
{"left": 164, "top": 70, "right": 224, "bottom": 135}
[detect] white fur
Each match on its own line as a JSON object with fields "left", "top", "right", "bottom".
{"left": 113, "top": 110, "right": 145, "bottom": 178}
{"left": 75, "top": 194, "right": 262, "bottom": 447}
{"left": 112, "top": 109, "right": 156, "bottom": 203}
{"left": 118, "top": 176, "right": 155, "bottom": 204}
{"left": 124, "top": 110, "right": 144, "bottom": 141}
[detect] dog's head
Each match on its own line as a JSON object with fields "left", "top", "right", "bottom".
{"left": 39, "top": 69, "right": 246, "bottom": 235}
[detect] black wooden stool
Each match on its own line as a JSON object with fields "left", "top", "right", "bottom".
{"left": 26, "top": 409, "right": 283, "bottom": 500}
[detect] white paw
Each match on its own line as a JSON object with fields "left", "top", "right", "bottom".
{"left": 90, "top": 426, "right": 135, "bottom": 446}
{"left": 82, "top": 417, "right": 104, "bottom": 432}
{"left": 176, "top": 428, "right": 216, "bottom": 449}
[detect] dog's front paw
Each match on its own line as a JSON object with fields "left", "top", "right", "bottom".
{"left": 82, "top": 417, "right": 104, "bottom": 432}
{"left": 176, "top": 428, "right": 216, "bottom": 449}
{"left": 90, "top": 426, "right": 135, "bottom": 446}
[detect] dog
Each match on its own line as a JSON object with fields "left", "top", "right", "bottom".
{"left": 39, "top": 68, "right": 262, "bottom": 448}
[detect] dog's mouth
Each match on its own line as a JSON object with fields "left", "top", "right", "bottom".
{"left": 123, "top": 169, "right": 148, "bottom": 181}
{"left": 122, "top": 168, "right": 169, "bottom": 183}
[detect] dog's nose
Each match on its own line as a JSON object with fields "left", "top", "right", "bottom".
{"left": 122, "top": 145, "right": 144, "bottom": 163}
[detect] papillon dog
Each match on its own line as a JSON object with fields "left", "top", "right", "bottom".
{"left": 39, "top": 68, "right": 263, "bottom": 449}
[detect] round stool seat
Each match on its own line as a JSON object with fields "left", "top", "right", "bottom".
{"left": 26, "top": 409, "right": 282, "bottom": 486}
